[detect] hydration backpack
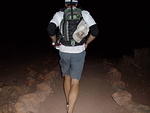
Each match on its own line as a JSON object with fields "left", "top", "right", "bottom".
{"left": 60, "top": 7, "right": 87, "bottom": 46}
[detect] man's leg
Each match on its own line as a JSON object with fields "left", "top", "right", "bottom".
{"left": 64, "top": 75, "right": 71, "bottom": 105}
{"left": 68, "top": 78, "right": 80, "bottom": 113}
{"left": 66, "top": 51, "right": 85, "bottom": 113}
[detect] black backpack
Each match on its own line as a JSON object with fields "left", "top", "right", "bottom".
{"left": 59, "top": 7, "right": 84, "bottom": 46}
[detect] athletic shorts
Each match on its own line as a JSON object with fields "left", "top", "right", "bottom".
{"left": 59, "top": 51, "right": 86, "bottom": 80}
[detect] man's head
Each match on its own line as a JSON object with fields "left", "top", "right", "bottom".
{"left": 65, "top": 0, "right": 78, "bottom": 7}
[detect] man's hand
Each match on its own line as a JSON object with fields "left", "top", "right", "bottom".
{"left": 84, "top": 34, "right": 96, "bottom": 50}
{"left": 50, "top": 35, "right": 57, "bottom": 45}
{"left": 52, "top": 42, "right": 56, "bottom": 46}
{"left": 85, "top": 44, "right": 88, "bottom": 49}
{"left": 51, "top": 41, "right": 60, "bottom": 50}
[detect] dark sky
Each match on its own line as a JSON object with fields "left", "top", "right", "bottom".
{"left": 0, "top": 0, "right": 150, "bottom": 58}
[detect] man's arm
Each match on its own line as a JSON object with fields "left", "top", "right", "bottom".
{"left": 85, "top": 34, "right": 96, "bottom": 49}
{"left": 85, "top": 24, "right": 99, "bottom": 49}
{"left": 47, "top": 22, "right": 57, "bottom": 45}
{"left": 50, "top": 35, "right": 57, "bottom": 45}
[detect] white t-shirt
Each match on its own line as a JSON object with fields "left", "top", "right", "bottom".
{"left": 50, "top": 8, "right": 96, "bottom": 53}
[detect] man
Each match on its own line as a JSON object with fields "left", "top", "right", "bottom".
{"left": 47, "top": 0, "right": 99, "bottom": 113}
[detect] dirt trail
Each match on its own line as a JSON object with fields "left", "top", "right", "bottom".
{"left": 38, "top": 59, "right": 130, "bottom": 113}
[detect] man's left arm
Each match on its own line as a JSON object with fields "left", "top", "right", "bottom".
{"left": 47, "top": 22, "right": 58, "bottom": 46}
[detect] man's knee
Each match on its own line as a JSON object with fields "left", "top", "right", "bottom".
{"left": 71, "top": 79, "right": 80, "bottom": 86}
{"left": 64, "top": 75, "right": 71, "bottom": 80}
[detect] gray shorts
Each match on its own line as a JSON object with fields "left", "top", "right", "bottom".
{"left": 59, "top": 51, "right": 86, "bottom": 80}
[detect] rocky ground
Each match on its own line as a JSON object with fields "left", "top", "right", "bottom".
{"left": 0, "top": 48, "right": 150, "bottom": 113}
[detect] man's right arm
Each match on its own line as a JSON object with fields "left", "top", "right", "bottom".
{"left": 85, "top": 24, "right": 99, "bottom": 49}
{"left": 82, "top": 10, "right": 99, "bottom": 48}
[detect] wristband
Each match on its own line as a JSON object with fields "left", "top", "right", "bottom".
{"left": 52, "top": 42, "right": 55, "bottom": 46}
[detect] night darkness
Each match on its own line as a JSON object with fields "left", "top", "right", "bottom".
{"left": 0, "top": 0, "right": 150, "bottom": 59}
{"left": 0, "top": 1, "right": 150, "bottom": 112}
